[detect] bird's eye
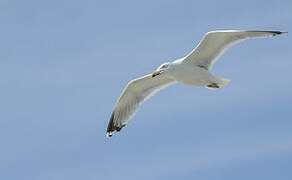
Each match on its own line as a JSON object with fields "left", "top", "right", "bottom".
{"left": 161, "top": 65, "right": 166, "bottom": 69}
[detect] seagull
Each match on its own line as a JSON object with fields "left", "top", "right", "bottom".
{"left": 106, "top": 30, "right": 287, "bottom": 137}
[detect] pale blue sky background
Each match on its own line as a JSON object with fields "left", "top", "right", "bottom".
{"left": 1, "top": 0, "right": 292, "bottom": 179}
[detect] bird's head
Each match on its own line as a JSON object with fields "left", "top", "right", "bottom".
{"left": 152, "top": 62, "right": 171, "bottom": 77}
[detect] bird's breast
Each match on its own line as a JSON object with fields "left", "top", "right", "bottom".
{"left": 169, "top": 64, "right": 213, "bottom": 87}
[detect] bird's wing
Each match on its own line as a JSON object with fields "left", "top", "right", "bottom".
{"left": 106, "top": 74, "right": 176, "bottom": 137}
{"left": 183, "top": 30, "right": 287, "bottom": 70}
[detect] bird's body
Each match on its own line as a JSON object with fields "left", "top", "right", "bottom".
{"left": 166, "top": 60, "right": 229, "bottom": 88}
{"left": 106, "top": 30, "right": 287, "bottom": 137}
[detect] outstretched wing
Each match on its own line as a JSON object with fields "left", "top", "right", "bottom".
{"left": 183, "top": 30, "right": 287, "bottom": 70}
{"left": 106, "top": 74, "right": 176, "bottom": 137}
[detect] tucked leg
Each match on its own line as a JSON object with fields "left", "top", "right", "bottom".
{"left": 206, "top": 83, "right": 220, "bottom": 89}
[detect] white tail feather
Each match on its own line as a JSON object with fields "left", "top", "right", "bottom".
{"left": 216, "top": 76, "right": 230, "bottom": 87}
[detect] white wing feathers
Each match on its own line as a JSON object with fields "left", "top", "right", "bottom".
{"left": 183, "top": 30, "right": 287, "bottom": 70}
{"left": 106, "top": 30, "right": 287, "bottom": 137}
{"left": 106, "top": 74, "right": 175, "bottom": 137}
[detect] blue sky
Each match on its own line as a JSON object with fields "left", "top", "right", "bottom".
{"left": 1, "top": 0, "right": 292, "bottom": 179}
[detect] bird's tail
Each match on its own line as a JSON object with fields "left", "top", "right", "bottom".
{"left": 206, "top": 76, "right": 230, "bottom": 90}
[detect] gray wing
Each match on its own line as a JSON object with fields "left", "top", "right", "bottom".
{"left": 106, "top": 74, "right": 176, "bottom": 137}
{"left": 183, "top": 30, "right": 287, "bottom": 70}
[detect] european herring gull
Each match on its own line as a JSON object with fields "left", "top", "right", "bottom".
{"left": 106, "top": 30, "right": 287, "bottom": 137}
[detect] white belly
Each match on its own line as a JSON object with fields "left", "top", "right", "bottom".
{"left": 168, "top": 63, "right": 215, "bottom": 87}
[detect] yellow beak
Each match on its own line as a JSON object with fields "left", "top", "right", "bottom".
{"left": 152, "top": 71, "right": 161, "bottom": 77}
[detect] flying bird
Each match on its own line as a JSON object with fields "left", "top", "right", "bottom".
{"left": 106, "top": 30, "right": 287, "bottom": 137}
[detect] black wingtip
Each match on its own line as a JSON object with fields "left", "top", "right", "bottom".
{"left": 106, "top": 112, "right": 126, "bottom": 138}
{"left": 247, "top": 30, "right": 288, "bottom": 36}
{"left": 279, "top": 31, "right": 288, "bottom": 34}
{"left": 271, "top": 31, "right": 288, "bottom": 36}
{"left": 106, "top": 112, "right": 115, "bottom": 138}
{"left": 106, "top": 132, "right": 113, "bottom": 138}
